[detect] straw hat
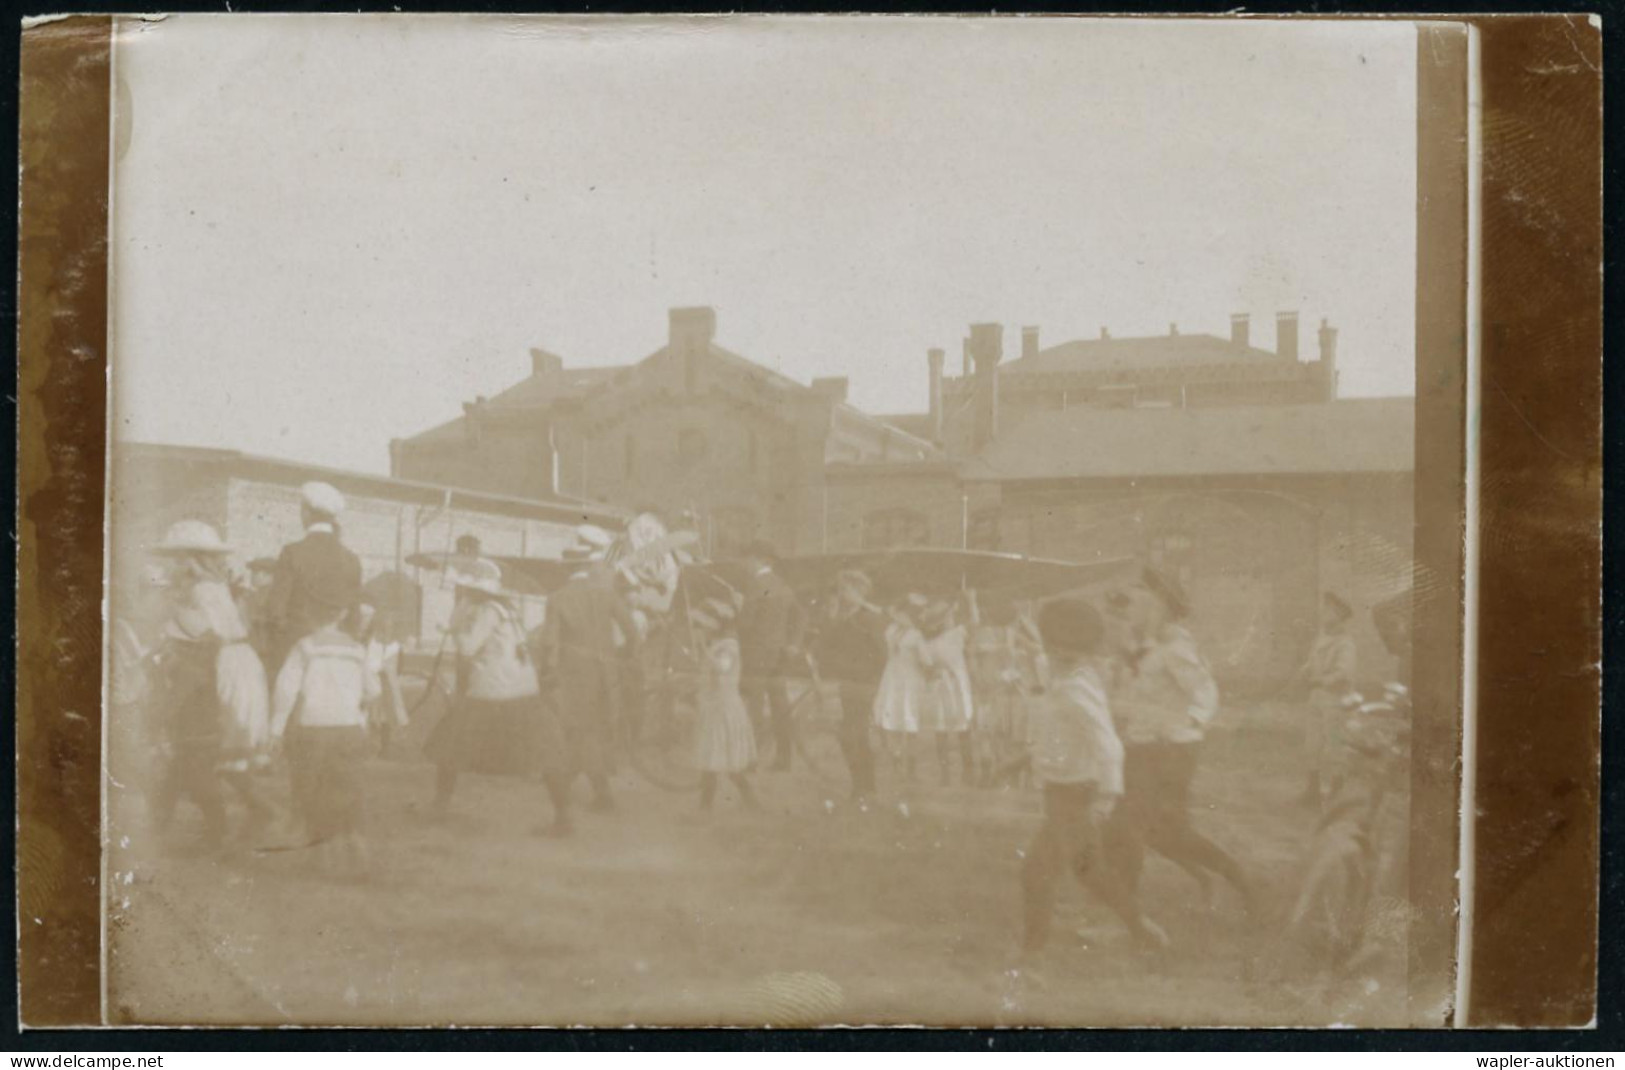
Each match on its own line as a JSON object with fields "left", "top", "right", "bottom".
{"left": 154, "top": 519, "right": 233, "bottom": 556}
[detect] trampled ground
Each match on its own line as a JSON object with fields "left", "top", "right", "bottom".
{"left": 106, "top": 701, "right": 1411, "bottom": 1028}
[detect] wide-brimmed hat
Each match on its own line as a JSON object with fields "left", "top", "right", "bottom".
{"left": 1137, "top": 566, "right": 1190, "bottom": 619}
{"left": 1037, "top": 597, "right": 1105, "bottom": 657}
{"left": 154, "top": 519, "right": 233, "bottom": 556}
{"left": 450, "top": 557, "right": 507, "bottom": 599}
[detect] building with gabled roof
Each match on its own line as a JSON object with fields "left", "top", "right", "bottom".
{"left": 391, "top": 307, "right": 941, "bottom": 557}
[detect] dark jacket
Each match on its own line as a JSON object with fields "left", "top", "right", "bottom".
{"left": 533, "top": 569, "right": 638, "bottom": 714}
{"left": 737, "top": 566, "right": 805, "bottom": 678}
{"left": 813, "top": 604, "right": 887, "bottom": 688}
{"left": 266, "top": 527, "right": 362, "bottom": 668}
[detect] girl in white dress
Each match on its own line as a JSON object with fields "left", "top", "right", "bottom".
{"left": 691, "top": 598, "right": 760, "bottom": 811}
{"left": 873, "top": 594, "right": 930, "bottom": 783}
{"left": 920, "top": 597, "right": 976, "bottom": 787}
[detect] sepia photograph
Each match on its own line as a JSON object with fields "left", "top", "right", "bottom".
{"left": 84, "top": 13, "right": 1443, "bottom": 1028}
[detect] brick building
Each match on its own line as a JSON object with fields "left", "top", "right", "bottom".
{"left": 960, "top": 397, "right": 1414, "bottom": 691}
{"left": 388, "top": 305, "right": 1412, "bottom": 688}
{"left": 893, "top": 312, "right": 1340, "bottom": 457}
{"left": 392, "top": 307, "right": 941, "bottom": 558}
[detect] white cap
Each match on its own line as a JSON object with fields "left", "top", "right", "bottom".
{"left": 300, "top": 481, "right": 346, "bottom": 518}
{"left": 575, "top": 524, "right": 614, "bottom": 550}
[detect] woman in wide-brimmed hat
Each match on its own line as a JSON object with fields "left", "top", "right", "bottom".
{"left": 421, "top": 558, "right": 574, "bottom": 836}
{"left": 688, "top": 595, "right": 760, "bottom": 811}
{"left": 872, "top": 592, "right": 932, "bottom": 782}
{"left": 150, "top": 520, "right": 276, "bottom": 853}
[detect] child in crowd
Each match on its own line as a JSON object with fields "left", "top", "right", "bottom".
{"left": 690, "top": 597, "right": 760, "bottom": 812}
{"left": 920, "top": 595, "right": 976, "bottom": 787}
{"left": 271, "top": 602, "right": 378, "bottom": 876}
{"left": 873, "top": 594, "right": 931, "bottom": 784}
{"left": 357, "top": 603, "right": 409, "bottom": 757}
{"left": 1016, "top": 597, "right": 1166, "bottom": 978}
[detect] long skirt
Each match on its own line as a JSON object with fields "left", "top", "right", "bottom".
{"left": 287, "top": 724, "right": 368, "bottom": 843}
{"left": 873, "top": 663, "right": 924, "bottom": 734}
{"left": 694, "top": 686, "right": 757, "bottom": 774}
{"left": 424, "top": 692, "right": 568, "bottom": 779}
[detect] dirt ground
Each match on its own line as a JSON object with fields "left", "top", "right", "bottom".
{"left": 105, "top": 699, "right": 1411, "bottom": 1028}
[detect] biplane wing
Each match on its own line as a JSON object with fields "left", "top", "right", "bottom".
{"left": 772, "top": 547, "right": 1139, "bottom": 605}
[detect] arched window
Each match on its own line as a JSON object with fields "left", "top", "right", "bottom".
{"left": 862, "top": 508, "right": 930, "bottom": 550}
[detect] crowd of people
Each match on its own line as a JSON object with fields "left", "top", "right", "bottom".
{"left": 111, "top": 480, "right": 1408, "bottom": 975}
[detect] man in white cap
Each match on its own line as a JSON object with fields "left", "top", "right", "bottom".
{"left": 266, "top": 481, "right": 362, "bottom": 672}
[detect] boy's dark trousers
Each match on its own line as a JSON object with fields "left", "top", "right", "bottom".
{"left": 742, "top": 674, "right": 794, "bottom": 771}
{"left": 1021, "top": 781, "right": 1105, "bottom": 954}
{"left": 836, "top": 681, "right": 877, "bottom": 798}
{"left": 1106, "top": 740, "right": 1253, "bottom": 905}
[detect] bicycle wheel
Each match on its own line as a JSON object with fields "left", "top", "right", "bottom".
{"left": 627, "top": 676, "right": 703, "bottom": 792}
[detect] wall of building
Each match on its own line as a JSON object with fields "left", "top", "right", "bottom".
{"left": 821, "top": 466, "right": 971, "bottom": 553}
{"left": 113, "top": 449, "right": 593, "bottom": 646}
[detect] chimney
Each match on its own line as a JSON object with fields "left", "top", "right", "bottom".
{"left": 810, "top": 376, "right": 849, "bottom": 405}
{"left": 1318, "top": 317, "right": 1339, "bottom": 401}
{"left": 1169, "top": 322, "right": 1179, "bottom": 337}
{"left": 669, "top": 306, "right": 717, "bottom": 353}
{"left": 1021, "top": 326, "right": 1040, "bottom": 362}
{"left": 530, "top": 347, "right": 564, "bottom": 378}
{"left": 961, "top": 337, "right": 972, "bottom": 378}
{"left": 967, "top": 323, "right": 1003, "bottom": 450}
{"left": 1277, "top": 310, "right": 1300, "bottom": 362}
{"left": 927, "top": 348, "right": 945, "bottom": 444}
{"left": 1230, "top": 313, "right": 1250, "bottom": 348}
{"left": 1100, "top": 326, "right": 1111, "bottom": 340}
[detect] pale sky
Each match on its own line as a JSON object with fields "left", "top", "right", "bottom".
{"left": 111, "top": 15, "right": 1418, "bottom": 475}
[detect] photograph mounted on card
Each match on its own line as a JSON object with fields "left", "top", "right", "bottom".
{"left": 13, "top": 12, "right": 1602, "bottom": 1031}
